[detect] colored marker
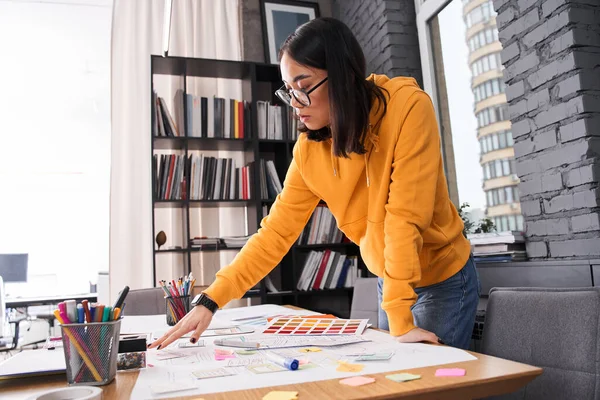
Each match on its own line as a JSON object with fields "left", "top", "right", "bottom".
{"left": 65, "top": 300, "right": 77, "bottom": 324}
{"left": 81, "top": 300, "right": 92, "bottom": 323}
{"left": 77, "top": 304, "right": 85, "bottom": 323}
{"left": 102, "top": 306, "right": 112, "bottom": 322}
{"left": 213, "top": 339, "right": 260, "bottom": 348}
{"left": 265, "top": 352, "right": 298, "bottom": 371}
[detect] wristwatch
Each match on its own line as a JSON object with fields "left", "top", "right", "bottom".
{"left": 191, "top": 293, "right": 218, "bottom": 314}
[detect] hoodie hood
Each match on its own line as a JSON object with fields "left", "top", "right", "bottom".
{"left": 330, "top": 74, "right": 421, "bottom": 186}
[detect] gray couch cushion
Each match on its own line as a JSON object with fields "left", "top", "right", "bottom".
{"left": 350, "top": 278, "right": 379, "bottom": 328}
{"left": 482, "top": 287, "right": 600, "bottom": 400}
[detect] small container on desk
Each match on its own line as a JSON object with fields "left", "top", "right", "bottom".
{"left": 165, "top": 295, "right": 191, "bottom": 326}
{"left": 117, "top": 334, "right": 147, "bottom": 371}
{"left": 59, "top": 319, "right": 122, "bottom": 386}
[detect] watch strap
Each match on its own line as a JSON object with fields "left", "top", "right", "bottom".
{"left": 192, "top": 293, "right": 218, "bottom": 314}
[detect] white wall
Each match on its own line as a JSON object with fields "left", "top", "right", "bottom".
{"left": 0, "top": 0, "right": 112, "bottom": 294}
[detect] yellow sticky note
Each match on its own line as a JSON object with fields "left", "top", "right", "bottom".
{"left": 336, "top": 361, "right": 365, "bottom": 373}
{"left": 262, "top": 391, "right": 299, "bottom": 400}
{"left": 299, "top": 347, "right": 321, "bottom": 353}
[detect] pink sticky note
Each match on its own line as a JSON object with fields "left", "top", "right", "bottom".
{"left": 340, "top": 376, "right": 376, "bottom": 387}
{"left": 435, "top": 368, "right": 466, "bottom": 377}
{"left": 215, "top": 354, "right": 236, "bottom": 361}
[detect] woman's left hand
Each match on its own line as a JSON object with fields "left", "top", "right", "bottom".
{"left": 395, "top": 327, "right": 442, "bottom": 345}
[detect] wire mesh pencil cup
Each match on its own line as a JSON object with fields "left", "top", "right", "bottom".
{"left": 165, "top": 295, "right": 191, "bottom": 326}
{"left": 60, "top": 319, "right": 121, "bottom": 386}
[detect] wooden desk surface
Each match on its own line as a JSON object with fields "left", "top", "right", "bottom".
{"left": 0, "top": 305, "right": 542, "bottom": 399}
{"left": 0, "top": 352, "right": 541, "bottom": 400}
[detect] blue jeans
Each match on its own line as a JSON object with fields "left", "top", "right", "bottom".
{"left": 377, "top": 256, "right": 480, "bottom": 350}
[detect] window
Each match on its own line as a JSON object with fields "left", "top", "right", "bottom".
{"left": 485, "top": 185, "right": 520, "bottom": 207}
{"left": 508, "top": 215, "right": 517, "bottom": 231}
{"left": 470, "top": 52, "right": 502, "bottom": 78}
{"left": 492, "top": 134, "right": 499, "bottom": 150}
{"left": 466, "top": 0, "right": 495, "bottom": 28}
{"left": 476, "top": 104, "right": 510, "bottom": 128}
{"left": 505, "top": 186, "right": 513, "bottom": 203}
{"left": 498, "top": 187, "right": 506, "bottom": 204}
{"left": 479, "top": 130, "right": 514, "bottom": 154}
{"left": 482, "top": 158, "right": 516, "bottom": 181}
{"left": 502, "top": 159, "right": 511, "bottom": 175}
{"left": 494, "top": 160, "right": 503, "bottom": 176}
{"left": 517, "top": 215, "right": 524, "bottom": 231}
{"left": 498, "top": 130, "right": 507, "bottom": 147}
{"left": 485, "top": 29, "right": 493, "bottom": 43}
{"left": 467, "top": 28, "right": 499, "bottom": 51}
{"left": 0, "top": 1, "right": 112, "bottom": 294}
{"left": 501, "top": 216, "right": 508, "bottom": 232}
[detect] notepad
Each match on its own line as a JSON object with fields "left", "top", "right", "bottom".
{"left": 435, "top": 368, "right": 466, "bottom": 377}
{"left": 192, "top": 368, "right": 235, "bottom": 379}
{"left": 355, "top": 351, "right": 394, "bottom": 361}
{"left": 336, "top": 361, "right": 365, "bottom": 372}
{"left": 386, "top": 373, "right": 421, "bottom": 382}
{"left": 339, "top": 376, "right": 376, "bottom": 386}
{"left": 247, "top": 363, "right": 286, "bottom": 374}
{"left": 262, "top": 390, "right": 298, "bottom": 400}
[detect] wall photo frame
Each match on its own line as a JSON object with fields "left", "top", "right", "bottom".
{"left": 260, "top": 0, "right": 320, "bottom": 64}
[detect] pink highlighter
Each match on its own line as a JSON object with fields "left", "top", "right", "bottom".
{"left": 57, "top": 302, "right": 72, "bottom": 324}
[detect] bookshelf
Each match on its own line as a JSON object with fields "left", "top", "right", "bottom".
{"left": 150, "top": 55, "right": 369, "bottom": 317}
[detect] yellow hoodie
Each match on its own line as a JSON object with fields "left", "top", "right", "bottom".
{"left": 204, "top": 74, "right": 471, "bottom": 336}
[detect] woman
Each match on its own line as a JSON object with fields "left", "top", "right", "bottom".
{"left": 149, "top": 17, "right": 480, "bottom": 350}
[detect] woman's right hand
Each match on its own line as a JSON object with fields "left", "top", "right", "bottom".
{"left": 148, "top": 305, "right": 214, "bottom": 350}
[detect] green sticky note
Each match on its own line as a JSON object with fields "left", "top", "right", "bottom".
{"left": 386, "top": 373, "right": 421, "bottom": 382}
{"left": 236, "top": 349, "right": 257, "bottom": 355}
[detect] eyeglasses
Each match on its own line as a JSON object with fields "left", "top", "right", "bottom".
{"left": 275, "top": 77, "right": 328, "bottom": 107}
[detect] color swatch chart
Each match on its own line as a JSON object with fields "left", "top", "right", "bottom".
{"left": 263, "top": 317, "right": 368, "bottom": 336}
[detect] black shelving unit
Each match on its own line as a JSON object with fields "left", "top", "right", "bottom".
{"left": 150, "top": 55, "right": 367, "bottom": 315}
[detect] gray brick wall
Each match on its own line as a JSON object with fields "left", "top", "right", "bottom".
{"left": 332, "top": 0, "right": 422, "bottom": 85}
{"left": 494, "top": 0, "right": 600, "bottom": 259}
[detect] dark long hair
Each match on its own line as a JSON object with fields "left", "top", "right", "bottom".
{"left": 279, "top": 17, "right": 388, "bottom": 157}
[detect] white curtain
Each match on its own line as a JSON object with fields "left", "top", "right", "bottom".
{"left": 110, "top": 0, "right": 242, "bottom": 301}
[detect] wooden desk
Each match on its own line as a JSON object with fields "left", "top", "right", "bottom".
{"left": 0, "top": 352, "right": 541, "bottom": 399}
{"left": 0, "top": 305, "right": 542, "bottom": 399}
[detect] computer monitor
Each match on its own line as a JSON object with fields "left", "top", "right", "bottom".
{"left": 0, "top": 254, "right": 28, "bottom": 283}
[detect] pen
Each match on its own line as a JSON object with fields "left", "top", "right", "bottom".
{"left": 82, "top": 300, "right": 92, "bottom": 323}
{"left": 265, "top": 351, "right": 298, "bottom": 371}
{"left": 77, "top": 304, "right": 85, "bottom": 323}
{"left": 213, "top": 339, "right": 260, "bottom": 348}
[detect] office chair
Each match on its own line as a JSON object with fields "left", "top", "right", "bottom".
{"left": 0, "top": 276, "right": 24, "bottom": 352}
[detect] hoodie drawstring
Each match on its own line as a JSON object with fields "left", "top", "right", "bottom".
{"left": 330, "top": 125, "right": 379, "bottom": 187}
{"left": 364, "top": 124, "right": 379, "bottom": 187}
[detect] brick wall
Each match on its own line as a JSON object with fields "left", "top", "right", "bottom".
{"left": 333, "top": 0, "right": 422, "bottom": 85}
{"left": 494, "top": 0, "right": 600, "bottom": 259}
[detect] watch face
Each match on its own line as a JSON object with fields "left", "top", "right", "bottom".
{"left": 192, "top": 294, "right": 202, "bottom": 306}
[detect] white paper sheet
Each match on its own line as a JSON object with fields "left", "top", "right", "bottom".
{"left": 131, "top": 327, "right": 478, "bottom": 399}
{"left": 120, "top": 314, "right": 236, "bottom": 336}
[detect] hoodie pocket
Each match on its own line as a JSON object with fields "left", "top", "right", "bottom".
{"left": 340, "top": 216, "right": 367, "bottom": 244}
